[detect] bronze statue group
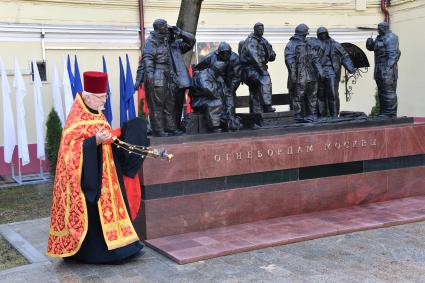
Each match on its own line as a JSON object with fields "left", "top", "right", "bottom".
{"left": 135, "top": 19, "right": 400, "bottom": 136}
{"left": 46, "top": 19, "right": 401, "bottom": 265}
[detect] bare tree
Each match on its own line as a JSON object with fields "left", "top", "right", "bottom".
{"left": 176, "top": 0, "right": 204, "bottom": 66}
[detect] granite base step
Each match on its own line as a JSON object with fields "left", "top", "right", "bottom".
{"left": 145, "top": 196, "right": 425, "bottom": 264}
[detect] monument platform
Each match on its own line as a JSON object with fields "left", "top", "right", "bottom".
{"left": 134, "top": 117, "right": 425, "bottom": 264}
{"left": 145, "top": 196, "right": 425, "bottom": 264}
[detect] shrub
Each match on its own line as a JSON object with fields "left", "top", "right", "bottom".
{"left": 370, "top": 90, "right": 380, "bottom": 116}
{"left": 138, "top": 97, "right": 146, "bottom": 118}
{"left": 45, "top": 109, "right": 63, "bottom": 177}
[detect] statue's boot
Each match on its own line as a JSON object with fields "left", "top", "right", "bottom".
{"left": 152, "top": 130, "right": 169, "bottom": 137}
{"left": 263, "top": 105, "right": 276, "bottom": 113}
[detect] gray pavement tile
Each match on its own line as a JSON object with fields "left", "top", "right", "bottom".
{"left": 48, "top": 261, "right": 81, "bottom": 277}
{"left": 60, "top": 274, "right": 83, "bottom": 283}
{"left": 360, "top": 258, "right": 425, "bottom": 283}
{"left": 3, "top": 218, "right": 425, "bottom": 282}
{"left": 168, "top": 270, "right": 209, "bottom": 283}
{"left": 195, "top": 259, "right": 246, "bottom": 276}
{"left": 0, "top": 262, "right": 60, "bottom": 283}
{"left": 67, "top": 263, "right": 100, "bottom": 277}
{"left": 133, "top": 257, "right": 182, "bottom": 281}
{"left": 142, "top": 246, "right": 164, "bottom": 259}
{"left": 0, "top": 225, "right": 48, "bottom": 263}
{"left": 79, "top": 274, "right": 105, "bottom": 283}
{"left": 214, "top": 269, "right": 303, "bottom": 283}
{"left": 304, "top": 273, "right": 387, "bottom": 283}
{"left": 254, "top": 249, "right": 332, "bottom": 277}
{"left": 219, "top": 249, "right": 274, "bottom": 267}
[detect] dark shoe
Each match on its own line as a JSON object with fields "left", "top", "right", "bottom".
{"left": 377, "top": 114, "right": 394, "bottom": 119}
{"left": 209, "top": 127, "right": 222, "bottom": 133}
{"left": 304, "top": 115, "right": 317, "bottom": 123}
{"left": 167, "top": 129, "right": 183, "bottom": 136}
{"left": 251, "top": 123, "right": 262, "bottom": 129}
{"left": 294, "top": 115, "right": 304, "bottom": 123}
{"left": 263, "top": 105, "right": 276, "bottom": 113}
{"left": 228, "top": 123, "right": 243, "bottom": 131}
{"left": 152, "top": 131, "right": 168, "bottom": 137}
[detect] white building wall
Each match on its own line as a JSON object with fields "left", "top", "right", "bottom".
{"left": 390, "top": 0, "right": 425, "bottom": 117}
{"left": 0, "top": 0, "right": 422, "bottom": 153}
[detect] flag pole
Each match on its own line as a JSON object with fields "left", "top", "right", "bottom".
{"left": 10, "top": 162, "right": 15, "bottom": 181}
{"left": 17, "top": 158, "right": 22, "bottom": 184}
{"left": 39, "top": 159, "right": 45, "bottom": 179}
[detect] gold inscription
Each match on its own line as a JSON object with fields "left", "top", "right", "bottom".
{"left": 213, "top": 138, "right": 379, "bottom": 163}
{"left": 247, "top": 151, "right": 253, "bottom": 159}
{"left": 236, "top": 152, "right": 242, "bottom": 160}
{"left": 257, "top": 150, "right": 263, "bottom": 158}
{"left": 288, "top": 146, "right": 293, "bottom": 155}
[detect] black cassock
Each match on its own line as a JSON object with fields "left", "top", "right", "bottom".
{"left": 69, "top": 117, "right": 148, "bottom": 264}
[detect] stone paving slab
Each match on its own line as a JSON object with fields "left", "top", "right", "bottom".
{"left": 146, "top": 196, "right": 425, "bottom": 264}
{"left": 3, "top": 213, "right": 425, "bottom": 281}
{"left": 0, "top": 225, "right": 47, "bottom": 263}
{"left": 4, "top": 218, "right": 53, "bottom": 262}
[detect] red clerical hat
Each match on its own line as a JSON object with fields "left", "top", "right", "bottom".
{"left": 83, "top": 71, "right": 108, "bottom": 94}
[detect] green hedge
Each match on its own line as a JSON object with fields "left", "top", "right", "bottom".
{"left": 45, "top": 109, "right": 63, "bottom": 177}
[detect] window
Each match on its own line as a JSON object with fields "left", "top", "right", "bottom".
{"left": 31, "top": 61, "right": 47, "bottom": 82}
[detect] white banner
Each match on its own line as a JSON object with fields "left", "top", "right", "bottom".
{"left": 13, "top": 58, "right": 30, "bottom": 166}
{"left": 52, "top": 64, "right": 65, "bottom": 127}
{"left": 32, "top": 59, "right": 45, "bottom": 161}
{"left": 0, "top": 57, "right": 17, "bottom": 164}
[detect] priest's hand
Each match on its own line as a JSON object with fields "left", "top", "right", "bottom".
{"left": 96, "top": 130, "right": 112, "bottom": 145}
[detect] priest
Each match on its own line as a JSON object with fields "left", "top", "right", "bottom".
{"left": 47, "top": 71, "right": 146, "bottom": 264}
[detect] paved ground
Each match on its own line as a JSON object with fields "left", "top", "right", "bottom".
{"left": 2, "top": 218, "right": 425, "bottom": 282}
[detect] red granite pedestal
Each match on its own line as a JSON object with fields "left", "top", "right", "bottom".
{"left": 134, "top": 119, "right": 425, "bottom": 264}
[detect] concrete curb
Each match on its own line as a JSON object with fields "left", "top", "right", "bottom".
{"left": 0, "top": 261, "right": 50, "bottom": 278}
{"left": 0, "top": 225, "right": 49, "bottom": 264}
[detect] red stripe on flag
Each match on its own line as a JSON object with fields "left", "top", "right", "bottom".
{"left": 186, "top": 65, "right": 193, "bottom": 113}
{"left": 137, "top": 83, "right": 149, "bottom": 118}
